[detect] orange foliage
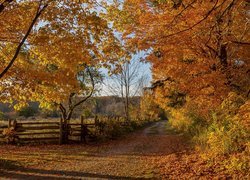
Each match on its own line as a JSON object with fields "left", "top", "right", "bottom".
{"left": 107, "top": 0, "right": 250, "bottom": 114}
{"left": 0, "top": 1, "right": 123, "bottom": 110}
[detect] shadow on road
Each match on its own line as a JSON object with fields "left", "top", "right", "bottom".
{"left": 0, "top": 159, "right": 145, "bottom": 179}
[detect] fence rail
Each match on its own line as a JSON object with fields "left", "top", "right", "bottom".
{"left": 0, "top": 115, "right": 127, "bottom": 144}
{"left": 0, "top": 116, "right": 97, "bottom": 144}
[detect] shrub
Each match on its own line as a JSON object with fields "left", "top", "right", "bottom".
{"left": 40, "top": 109, "right": 59, "bottom": 118}
{"left": 102, "top": 119, "right": 124, "bottom": 139}
{"left": 18, "top": 106, "right": 37, "bottom": 118}
{"left": 194, "top": 94, "right": 250, "bottom": 173}
{"left": 140, "top": 92, "right": 167, "bottom": 121}
{"left": 168, "top": 109, "right": 191, "bottom": 132}
{"left": 2, "top": 127, "right": 18, "bottom": 144}
{"left": 204, "top": 117, "right": 248, "bottom": 156}
{"left": 94, "top": 116, "right": 155, "bottom": 140}
{"left": 168, "top": 108, "right": 207, "bottom": 135}
{"left": 82, "top": 109, "right": 93, "bottom": 118}
{"left": 223, "top": 154, "right": 249, "bottom": 173}
{"left": 0, "top": 111, "right": 7, "bottom": 120}
{"left": 167, "top": 92, "right": 250, "bottom": 173}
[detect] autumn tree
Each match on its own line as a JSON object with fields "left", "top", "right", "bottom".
{"left": 106, "top": 0, "right": 250, "bottom": 115}
{"left": 0, "top": 0, "right": 49, "bottom": 79}
{"left": 105, "top": 1, "right": 250, "bottom": 171}
{"left": 58, "top": 66, "right": 103, "bottom": 123}
{"left": 0, "top": 1, "right": 124, "bottom": 119}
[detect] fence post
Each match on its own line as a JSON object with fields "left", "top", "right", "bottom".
{"left": 59, "top": 118, "right": 63, "bottom": 145}
{"left": 94, "top": 115, "right": 98, "bottom": 126}
{"left": 80, "top": 116, "right": 83, "bottom": 142}
{"left": 80, "top": 116, "right": 87, "bottom": 143}
{"left": 8, "top": 119, "right": 11, "bottom": 128}
{"left": 94, "top": 115, "right": 98, "bottom": 136}
{"left": 13, "top": 120, "right": 17, "bottom": 130}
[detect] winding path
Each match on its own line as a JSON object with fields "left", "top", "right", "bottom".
{"left": 0, "top": 121, "right": 237, "bottom": 179}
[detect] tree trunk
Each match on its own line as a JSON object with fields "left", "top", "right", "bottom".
{"left": 59, "top": 108, "right": 73, "bottom": 144}
{"left": 219, "top": 44, "right": 228, "bottom": 67}
{"left": 125, "top": 92, "right": 129, "bottom": 123}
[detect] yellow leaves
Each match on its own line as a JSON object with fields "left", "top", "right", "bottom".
{"left": 168, "top": 108, "right": 193, "bottom": 132}
{"left": 116, "top": 0, "right": 249, "bottom": 118}
{"left": 0, "top": 1, "right": 125, "bottom": 109}
{"left": 236, "top": 100, "right": 250, "bottom": 129}
{"left": 220, "top": 92, "right": 246, "bottom": 115}
{"left": 14, "top": 102, "right": 28, "bottom": 111}
{"left": 200, "top": 86, "right": 215, "bottom": 96}
{"left": 39, "top": 101, "right": 55, "bottom": 110}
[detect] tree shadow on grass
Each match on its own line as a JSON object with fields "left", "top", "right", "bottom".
{"left": 0, "top": 159, "right": 146, "bottom": 179}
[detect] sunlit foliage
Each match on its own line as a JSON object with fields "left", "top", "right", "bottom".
{"left": 106, "top": 0, "right": 250, "bottom": 173}
{"left": 0, "top": 0, "right": 124, "bottom": 115}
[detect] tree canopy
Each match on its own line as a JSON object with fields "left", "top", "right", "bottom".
{"left": 0, "top": 0, "right": 124, "bottom": 111}
{"left": 106, "top": 0, "right": 250, "bottom": 114}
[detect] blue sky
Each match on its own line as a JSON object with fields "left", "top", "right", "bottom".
{"left": 100, "top": 51, "right": 152, "bottom": 96}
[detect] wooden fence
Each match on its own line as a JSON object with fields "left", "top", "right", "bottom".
{"left": 0, "top": 115, "right": 127, "bottom": 144}
{"left": 0, "top": 124, "right": 8, "bottom": 143}
{"left": 0, "top": 116, "right": 96, "bottom": 144}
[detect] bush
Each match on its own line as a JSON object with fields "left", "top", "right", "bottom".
{"left": 140, "top": 92, "right": 167, "bottom": 121}
{"left": 94, "top": 116, "right": 156, "bottom": 140}
{"left": 168, "top": 109, "right": 192, "bottom": 132}
{"left": 2, "top": 127, "right": 18, "bottom": 144}
{"left": 168, "top": 108, "right": 207, "bottom": 135}
{"left": 223, "top": 153, "right": 249, "bottom": 173}
{"left": 0, "top": 111, "right": 7, "bottom": 120}
{"left": 200, "top": 116, "right": 248, "bottom": 156}
{"left": 104, "top": 120, "right": 124, "bottom": 139}
{"left": 82, "top": 109, "right": 93, "bottom": 118}
{"left": 18, "top": 106, "right": 37, "bottom": 118}
{"left": 95, "top": 117, "right": 124, "bottom": 139}
{"left": 40, "top": 109, "right": 59, "bottom": 118}
{"left": 167, "top": 92, "right": 250, "bottom": 173}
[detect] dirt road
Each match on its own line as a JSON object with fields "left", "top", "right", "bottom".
{"left": 0, "top": 121, "right": 242, "bottom": 179}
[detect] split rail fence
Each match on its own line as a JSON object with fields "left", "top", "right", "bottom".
{"left": 0, "top": 116, "right": 96, "bottom": 144}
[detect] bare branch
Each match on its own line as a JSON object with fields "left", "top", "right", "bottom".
{"left": 72, "top": 67, "right": 95, "bottom": 109}
{"left": 59, "top": 103, "right": 66, "bottom": 116}
{"left": 231, "top": 41, "right": 250, "bottom": 46}
{"left": 162, "top": 0, "right": 219, "bottom": 39}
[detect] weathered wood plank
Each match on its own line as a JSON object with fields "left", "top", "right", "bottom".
{"left": 0, "top": 125, "right": 8, "bottom": 128}
{"left": 16, "top": 126, "right": 59, "bottom": 132}
{"left": 19, "top": 137, "right": 58, "bottom": 141}
{"left": 68, "top": 123, "right": 94, "bottom": 126}
{"left": 69, "top": 128, "right": 82, "bottom": 132}
{"left": 84, "top": 123, "right": 95, "bottom": 126}
{"left": 17, "top": 132, "right": 59, "bottom": 136}
{"left": 17, "top": 122, "right": 59, "bottom": 125}
{"left": 69, "top": 133, "right": 81, "bottom": 137}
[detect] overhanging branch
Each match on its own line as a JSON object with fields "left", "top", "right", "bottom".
{"left": 0, "top": 1, "right": 48, "bottom": 79}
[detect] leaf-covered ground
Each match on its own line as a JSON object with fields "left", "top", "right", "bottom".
{"left": 0, "top": 121, "right": 248, "bottom": 179}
